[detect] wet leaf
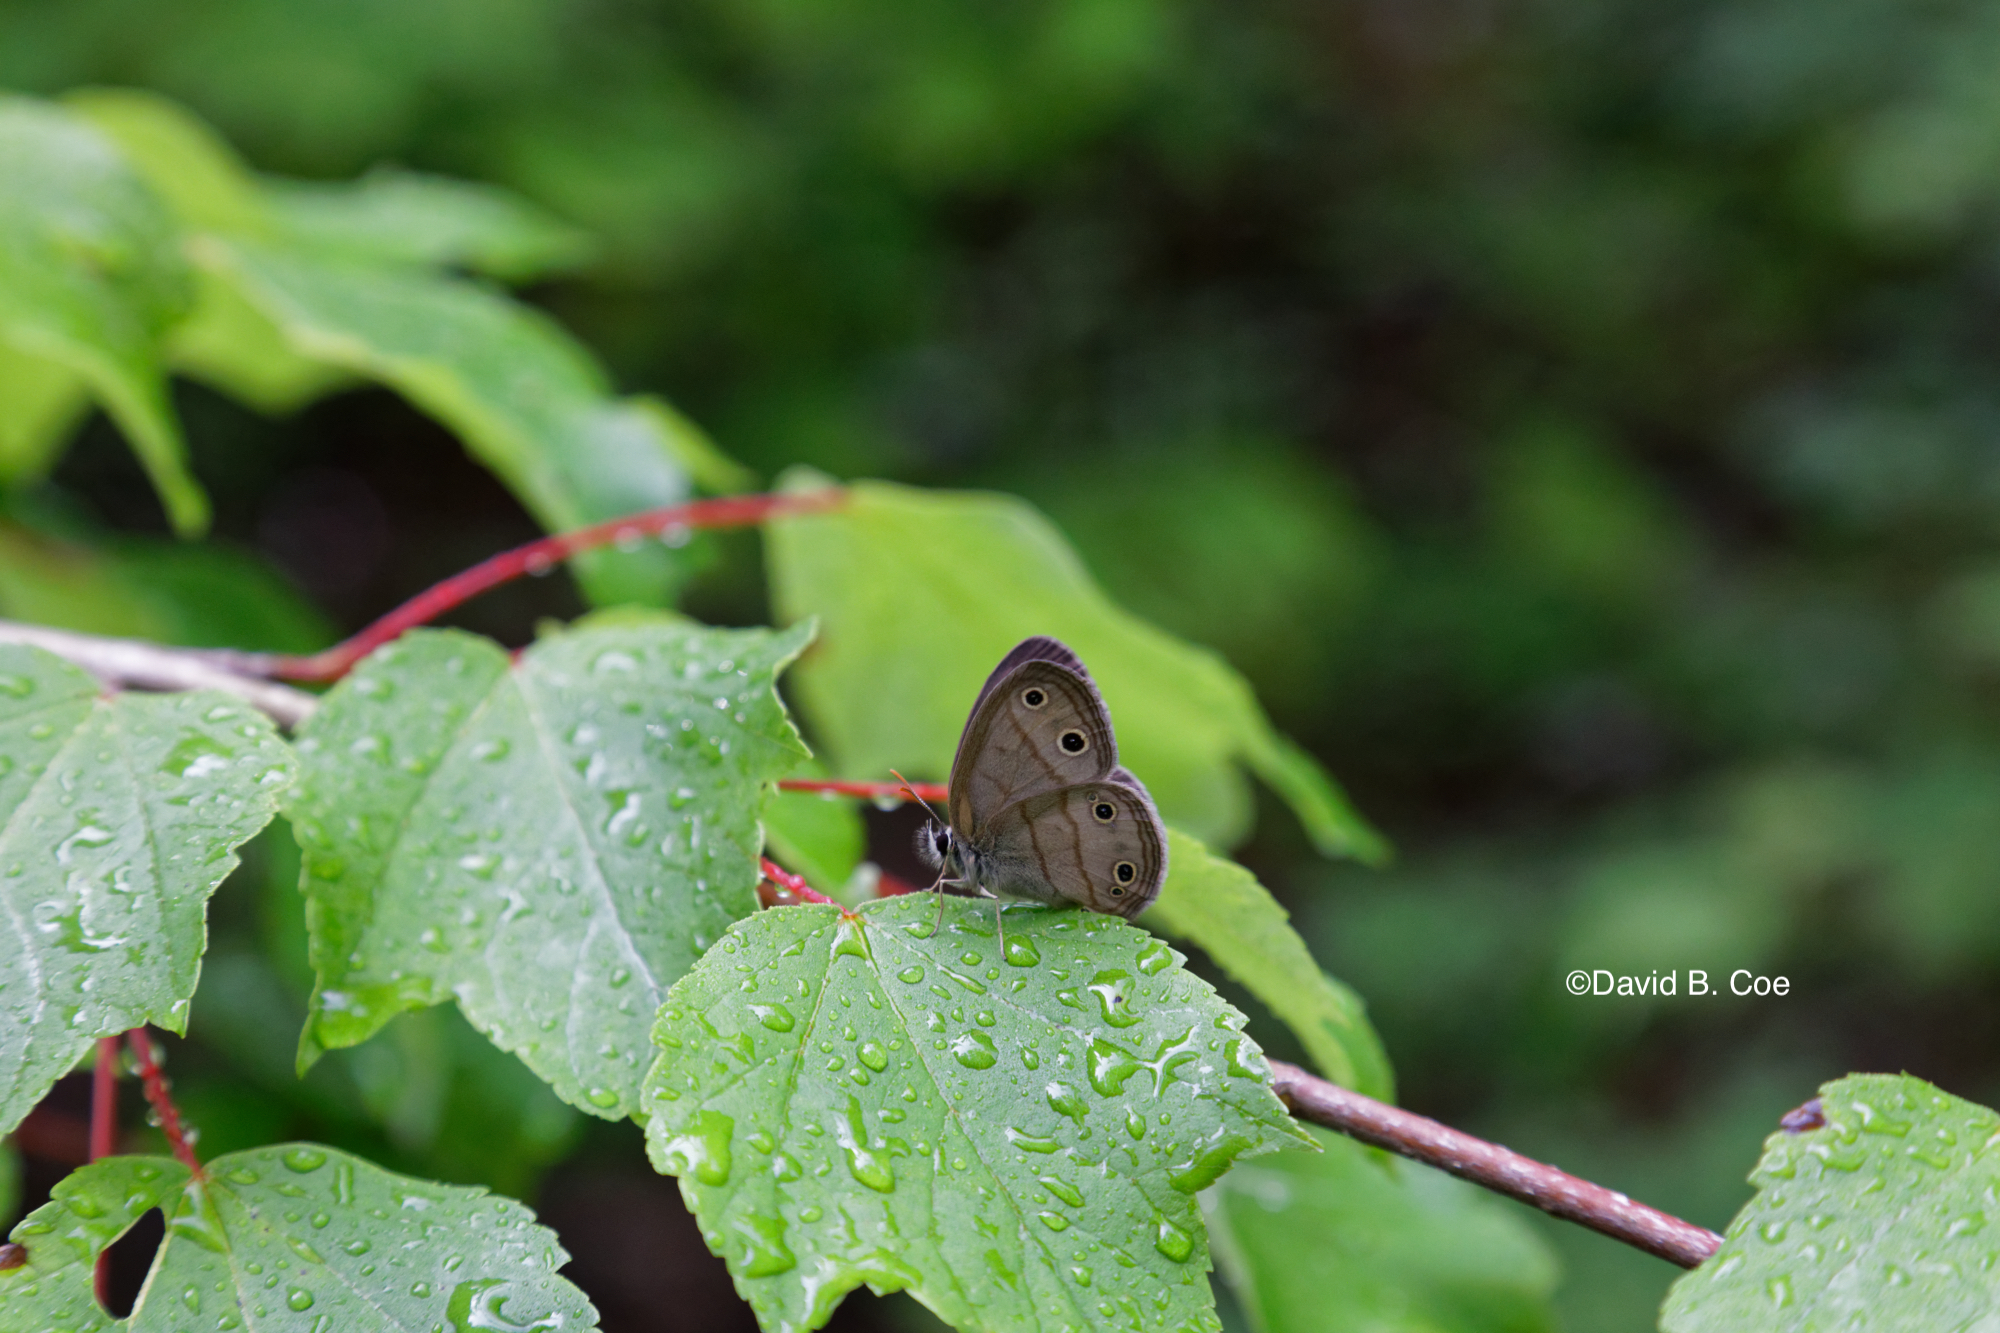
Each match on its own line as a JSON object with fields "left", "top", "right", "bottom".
{"left": 1206, "top": 1126, "right": 1559, "bottom": 1333}
{"left": 1149, "top": 830, "right": 1392, "bottom": 1101}
{"left": 641, "top": 893, "right": 1308, "bottom": 1333}
{"left": 0, "top": 1146, "right": 597, "bottom": 1332}
{"left": 0, "top": 645, "right": 295, "bottom": 1135}
{"left": 286, "top": 616, "right": 812, "bottom": 1119}
{"left": 1662, "top": 1073, "right": 2000, "bottom": 1330}
{"left": 0, "top": 97, "right": 205, "bottom": 534}
{"left": 765, "top": 475, "right": 1385, "bottom": 861}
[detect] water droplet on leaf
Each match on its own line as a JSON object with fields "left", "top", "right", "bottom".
{"left": 752, "top": 1004, "right": 795, "bottom": 1032}
{"left": 951, "top": 1032, "right": 998, "bottom": 1070}
{"left": 1004, "top": 937, "right": 1040, "bottom": 967}
{"left": 659, "top": 1110, "right": 734, "bottom": 1186}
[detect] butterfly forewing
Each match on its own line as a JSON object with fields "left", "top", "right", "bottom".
{"left": 965, "top": 635, "right": 1090, "bottom": 717}
{"left": 947, "top": 657, "right": 1115, "bottom": 838}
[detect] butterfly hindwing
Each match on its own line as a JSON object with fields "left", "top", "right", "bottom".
{"left": 978, "top": 769, "right": 1167, "bottom": 918}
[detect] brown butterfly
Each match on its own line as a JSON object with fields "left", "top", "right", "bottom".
{"left": 915, "top": 637, "right": 1167, "bottom": 926}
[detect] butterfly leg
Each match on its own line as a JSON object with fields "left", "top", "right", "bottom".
{"left": 926, "top": 871, "right": 971, "bottom": 936}
{"left": 994, "top": 900, "right": 1005, "bottom": 953}
{"left": 917, "top": 855, "right": 954, "bottom": 935}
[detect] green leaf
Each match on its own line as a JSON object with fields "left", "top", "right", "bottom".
{"left": 0, "top": 1146, "right": 598, "bottom": 1332}
{"left": 64, "top": 88, "right": 270, "bottom": 238}
{"left": 635, "top": 395, "right": 761, "bottom": 495}
{"left": 198, "top": 237, "right": 697, "bottom": 604}
{"left": 640, "top": 893, "right": 1308, "bottom": 1333}
{"left": 0, "top": 97, "right": 206, "bottom": 535}
{"left": 1149, "top": 830, "right": 1393, "bottom": 1102}
{"left": 168, "top": 271, "right": 354, "bottom": 414}
{"left": 0, "top": 515, "right": 332, "bottom": 653}
{"left": 285, "top": 617, "right": 813, "bottom": 1119}
{"left": 265, "top": 166, "right": 593, "bottom": 281}
{"left": 765, "top": 475, "right": 1385, "bottom": 860}
{"left": 0, "top": 524, "right": 158, "bottom": 641}
{"left": 60, "top": 89, "right": 350, "bottom": 414}
{"left": 0, "top": 343, "right": 89, "bottom": 482}
{"left": 90, "top": 539, "right": 334, "bottom": 654}
{"left": 1661, "top": 1073, "right": 2000, "bottom": 1330}
{"left": 0, "top": 645, "right": 295, "bottom": 1135}
{"left": 342, "top": 1005, "right": 585, "bottom": 1198}
{"left": 71, "top": 88, "right": 590, "bottom": 284}
{"left": 1237, "top": 731, "right": 1390, "bottom": 866}
{"left": 1207, "top": 1127, "right": 1559, "bottom": 1333}
{"left": 194, "top": 841, "right": 582, "bottom": 1199}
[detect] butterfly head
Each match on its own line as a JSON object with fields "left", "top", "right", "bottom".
{"left": 915, "top": 820, "right": 953, "bottom": 870}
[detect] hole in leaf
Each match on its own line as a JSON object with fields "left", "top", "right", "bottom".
{"left": 100, "top": 1207, "right": 164, "bottom": 1317}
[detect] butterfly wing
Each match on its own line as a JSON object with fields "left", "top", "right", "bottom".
{"left": 965, "top": 635, "right": 1090, "bottom": 718}
{"left": 977, "top": 769, "right": 1167, "bottom": 918}
{"left": 947, "top": 640, "right": 1117, "bottom": 840}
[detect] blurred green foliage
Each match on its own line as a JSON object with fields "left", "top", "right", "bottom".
{"left": 1210, "top": 1128, "right": 1560, "bottom": 1333}
{"left": 4, "top": 0, "right": 2000, "bottom": 1327}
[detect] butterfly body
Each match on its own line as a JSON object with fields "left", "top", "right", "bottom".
{"left": 918, "top": 637, "right": 1166, "bottom": 919}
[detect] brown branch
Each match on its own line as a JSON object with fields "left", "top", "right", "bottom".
{"left": 1269, "top": 1061, "right": 1722, "bottom": 1269}
{"left": 0, "top": 621, "right": 318, "bottom": 727}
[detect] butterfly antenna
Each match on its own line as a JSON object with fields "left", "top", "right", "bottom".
{"left": 889, "top": 769, "right": 944, "bottom": 823}
{"left": 891, "top": 769, "right": 955, "bottom": 936}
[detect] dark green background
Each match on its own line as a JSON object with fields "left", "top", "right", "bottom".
{"left": 6, "top": 1, "right": 1997, "bottom": 1327}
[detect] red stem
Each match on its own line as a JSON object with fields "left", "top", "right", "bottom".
{"left": 90, "top": 1036, "right": 118, "bottom": 1308}
{"left": 759, "top": 856, "right": 836, "bottom": 906}
{"left": 777, "top": 778, "right": 948, "bottom": 803}
{"left": 248, "top": 490, "right": 843, "bottom": 683}
{"left": 126, "top": 1029, "right": 201, "bottom": 1177}
{"left": 89, "top": 1036, "right": 119, "bottom": 1162}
